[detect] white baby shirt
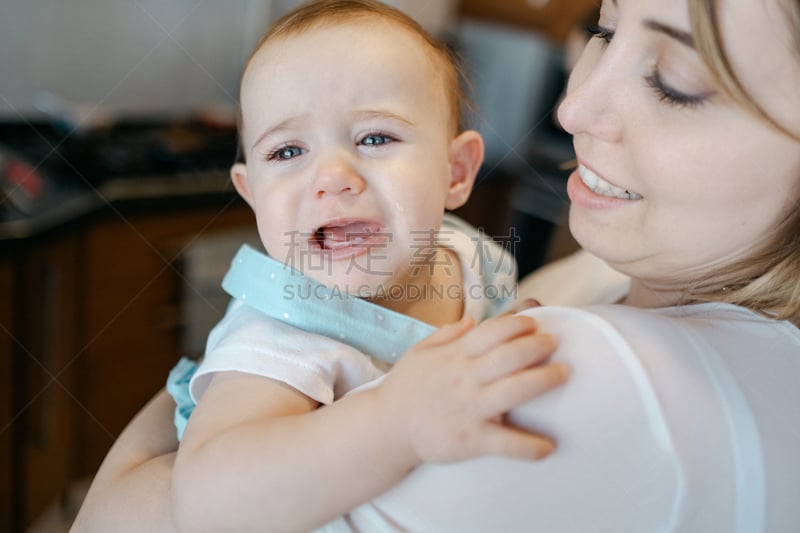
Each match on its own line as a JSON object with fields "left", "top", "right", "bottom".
{"left": 187, "top": 214, "right": 517, "bottom": 407}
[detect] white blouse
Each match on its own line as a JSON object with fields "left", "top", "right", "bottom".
{"left": 319, "top": 252, "right": 800, "bottom": 533}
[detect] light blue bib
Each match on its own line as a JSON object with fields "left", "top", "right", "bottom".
{"left": 221, "top": 244, "right": 437, "bottom": 364}
{"left": 168, "top": 246, "right": 436, "bottom": 439}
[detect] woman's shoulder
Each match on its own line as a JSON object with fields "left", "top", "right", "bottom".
{"left": 522, "top": 301, "right": 799, "bottom": 360}
{"left": 567, "top": 301, "right": 800, "bottom": 367}
{"left": 337, "top": 303, "right": 799, "bottom": 532}
{"left": 515, "top": 302, "right": 800, "bottom": 532}
{"left": 517, "top": 302, "right": 799, "bottom": 433}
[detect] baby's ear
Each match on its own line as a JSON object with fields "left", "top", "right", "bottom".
{"left": 445, "top": 130, "right": 484, "bottom": 210}
{"left": 230, "top": 163, "right": 254, "bottom": 207}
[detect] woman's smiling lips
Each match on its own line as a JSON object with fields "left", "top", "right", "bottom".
{"left": 578, "top": 164, "right": 643, "bottom": 200}
{"left": 567, "top": 162, "right": 643, "bottom": 210}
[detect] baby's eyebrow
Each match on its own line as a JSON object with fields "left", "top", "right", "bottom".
{"left": 250, "top": 115, "right": 310, "bottom": 151}
{"left": 352, "top": 109, "right": 415, "bottom": 127}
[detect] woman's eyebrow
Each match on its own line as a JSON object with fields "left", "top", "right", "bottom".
{"left": 644, "top": 19, "right": 695, "bottom": 48}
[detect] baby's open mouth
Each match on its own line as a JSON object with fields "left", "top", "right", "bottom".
{"left": 311, "top": 220, "right": 384, "bottom": 251}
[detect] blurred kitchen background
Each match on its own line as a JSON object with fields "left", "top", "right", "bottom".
{"left": 0, "top": 0, "right": 597, "bottom": 530}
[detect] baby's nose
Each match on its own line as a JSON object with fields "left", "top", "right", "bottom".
{"left": 312, "top": 160, "right": 365, "bottom": 198}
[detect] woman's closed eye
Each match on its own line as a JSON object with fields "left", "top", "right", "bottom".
{"left": 584, "top": 23, "right": 712, "bottom": 109}
{"left": 644, "top": 70, "right": 711, "bottom": 109}
{"left": 584, "top": 24, "right": 615, "bottom": 45}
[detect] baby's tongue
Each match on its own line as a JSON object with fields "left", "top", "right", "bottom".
{"left": 321, "top": 222, "right": 379, "bottom": 249}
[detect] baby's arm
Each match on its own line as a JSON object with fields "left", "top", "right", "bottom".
{"left": 172, "top": 315, "right": 567, "bottom": 532}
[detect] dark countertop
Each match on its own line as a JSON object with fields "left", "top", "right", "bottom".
{"left": 0, "top": 120, "right": 239, "bottom": 242}
{"left": 0, "top": 170, "right": 235, "bottom": 241}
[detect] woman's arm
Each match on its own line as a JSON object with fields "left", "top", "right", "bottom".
{"left": 71, "top": 388, "right": 179, "bottom": 532}
{"left": 172, "top": 315, "right": 567, "bottom": 532}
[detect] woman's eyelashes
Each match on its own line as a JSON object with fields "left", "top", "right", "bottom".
{"left": 585, "top": 24, "right": 615, "bottom": 44}
{"left": 644, "top": 70, "right": 711, "bottom": 108}
{"left": 585, "top": 24, "right": 711, "bottom": 109}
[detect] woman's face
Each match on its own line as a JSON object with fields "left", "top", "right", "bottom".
{"left": 557, "top": 0, "right": 800, "bottom": 305}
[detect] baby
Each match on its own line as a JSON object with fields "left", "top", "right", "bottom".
{"left": 168, "top": 1, "right": 566, "bottom": 531}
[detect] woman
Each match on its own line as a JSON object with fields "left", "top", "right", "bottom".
{"left": 74, "top": 0, "right": 800, "bottom": 531}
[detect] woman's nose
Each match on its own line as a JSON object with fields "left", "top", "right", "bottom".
{"left": 312, "top": 157, "right": 366, "bottom": 199}
{"left": 556, "top": 52, "right": 623, "bottom": 144}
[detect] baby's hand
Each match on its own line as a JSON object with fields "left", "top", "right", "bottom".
{"left": 377, "top": 315, "right": 568, "bottom": 465}
{"left": 499, "top": 297, "right": 542, "bottom": 317}
{"left": 513, "top": 297, "right": 542, "bottom": 313}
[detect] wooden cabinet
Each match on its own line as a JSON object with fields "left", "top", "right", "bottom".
{"left": 2, "top": 195, "right": 254, "bottom": 529}
{"left": 20, "top": 234, "right": 80, "bottom": 527}
{"left": 1, "top": 258, "right": 14, "bottom": 532}
{"left": 73, "top": 199, "right": 254, "bottom": 478}
{"left": 1, "top": 233, "right": 80, "bottom": 531}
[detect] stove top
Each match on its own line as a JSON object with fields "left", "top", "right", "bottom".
{"left": 0, "top": 120, "right": 239, "bottom": 185}
{"left": 0, "top": 120, "right": 240, "bottom": 239}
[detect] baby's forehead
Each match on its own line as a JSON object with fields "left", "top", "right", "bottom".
{"left": 246, "top": 21, "right": 439, "bottom": 87}
{"left": 255, "top": 22, "right": 445, "bottom": 84}
{"left": 258, "top": 17, "right": 435, "bottom": 61}
{"left": 239, "top": 16, "right": 457, "bottom": 138}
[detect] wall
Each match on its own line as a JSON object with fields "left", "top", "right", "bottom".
{"left": 0, "top": 0, "right": 268, "bottom": 121}
{"left": 461, "top": 0, "right": 598, "bottom": 42}
{"left": 0, "top": 0, "right": 457, "bottom": 123}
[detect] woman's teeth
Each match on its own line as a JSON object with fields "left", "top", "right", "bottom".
{"left": 579, "top": 165, "right": 642, "bottom": 200}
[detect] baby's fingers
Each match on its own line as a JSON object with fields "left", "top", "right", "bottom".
{"left": 497, "top": 298, "right": 542, "bottom": 317}
{"left": 415, "top": 317, "right": 474, "bottom": 349}
{"left": 475, "top": 333, "right": 557, "bottom": 384}
{"left": 460, "top": 315, "right": 539, "bottom": 357}
{"left": 480, "top": 363, "right": 570, "bottom": 419}
{"left": 477, "top": 424, "right": 555, "bottom": 461}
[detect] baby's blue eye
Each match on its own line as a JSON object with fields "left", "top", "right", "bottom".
{"left": 269, "top": 146, "right": 304, "bottom": 160}
{"left": 360, "top": 134, "right": 392, "bottom": 146}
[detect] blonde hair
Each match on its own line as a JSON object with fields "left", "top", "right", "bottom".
{"left": 237, "top": 0, "right": 468, "bottom": 148}
{"left": 685, "top": 0, "right": 800, "bottom": 325}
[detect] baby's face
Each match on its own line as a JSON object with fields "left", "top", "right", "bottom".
{"left": 233, "top": 20, "right": 463, "bottom": 296}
